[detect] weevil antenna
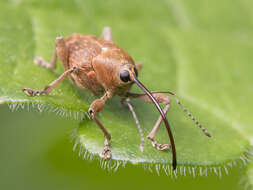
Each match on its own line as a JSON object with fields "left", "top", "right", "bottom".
{"left": 156, "top": 91, "right": 211, "bottom": 137}
{"left": 132, "top": 77, "right": 177, "bottom": 170}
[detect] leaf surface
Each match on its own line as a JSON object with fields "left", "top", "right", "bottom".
{"left": 0, "top": 0, "right": 251, "bottom": 173}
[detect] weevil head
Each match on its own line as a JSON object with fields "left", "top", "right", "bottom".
{"left": 92, "top": 47, "right": 138, "bottom": 94}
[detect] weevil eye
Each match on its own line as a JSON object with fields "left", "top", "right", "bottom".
{"left": 134, "top": 67, "right": 138, "bottom": 77}
{"left": 120, "top": 70, "right": 131, "bottom": 82}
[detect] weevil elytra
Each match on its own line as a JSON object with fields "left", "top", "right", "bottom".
{"left": 23, "top": 27, "right": 211, "bottom": 170}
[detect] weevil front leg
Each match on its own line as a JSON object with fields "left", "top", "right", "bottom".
{"left": 127, "top": 92, "right": 171, "bottom": 150}
{"left": 88, "top": 91, "right": 112, "bottom": 159}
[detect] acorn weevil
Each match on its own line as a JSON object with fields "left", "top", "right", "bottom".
{"left": 23, "top": 27, "right": 211, "bottom": 170}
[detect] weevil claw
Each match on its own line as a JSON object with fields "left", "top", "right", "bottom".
{"left": 150, "top": 139, "right": 170, "bottom": 151}
{"left": 22, "top": 88, "right": 35, "bottom": 96}
{"left": 100, "top": 145, "right": 112, "bottom": 159}
{"left": 34, "top": 57, "right": 44, "bottom": 66}
{"left": 22, "top": 88, "right": 44, "bottom": 97}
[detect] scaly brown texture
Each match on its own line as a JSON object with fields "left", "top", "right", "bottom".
{"left": 65, "top": 34, "right": 134, "bottom": 96}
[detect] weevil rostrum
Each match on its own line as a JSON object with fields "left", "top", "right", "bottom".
{"left": 23, "top": 27, "right": 211, "bottom": 170}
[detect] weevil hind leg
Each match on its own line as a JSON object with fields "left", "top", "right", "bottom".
{"left": 127, "top": 92, "right": 171, "bottom": 151}
{"left": 88, "top": 92, "right": 113, "bottom": 159}
{"left": 34, "top": 36, "right": 68, "bottom": 70}
{"left": 23, "top": 36, "right": 71, "bottom": 96}
{"left": 34, "top": 50, "right": 57, "bottom": 70}
{"left": 101, "top": 27, "right": 114, "bottom": 42}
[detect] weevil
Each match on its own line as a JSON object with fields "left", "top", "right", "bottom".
{"left": 23, "top": 27, "right": 211, "bottom": 170}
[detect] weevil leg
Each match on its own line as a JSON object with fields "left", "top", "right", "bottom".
{"left": 88, "top": 91, "right": 113, "bottom": 159}
{"left": 122, "top": 98, "right": 145, "bottom": 152}
{"left": 34, "top": 50, "right": 57, "bottom": 70}
{"left": 101, "top": 26, "right": 114, "bottom": 42}
{"left": 34, "top": 36, "right": 69, "bottom": 70}
{"left": 127, "top": 92, "right": 171, "bottom": 150}
{"left": 23, "top": 67, "right": 77, "bottom": 96}
{"left": 136, "top": 62, "right": 142, "bottom": 72}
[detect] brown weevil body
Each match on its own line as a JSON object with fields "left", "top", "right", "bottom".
{"left": 23, "top": 27, "right": 211, "bottom": 170}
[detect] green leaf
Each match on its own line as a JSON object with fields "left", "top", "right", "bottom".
{"left": 0, "top": 0, "right": 251, "bottom": 175}
{"left": 0, "top": 1, "right": 88, "bottom": 114}
{"left": 246, "top": 159, "right": 253, "bottom": 189}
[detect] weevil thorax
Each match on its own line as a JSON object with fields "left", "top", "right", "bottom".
{"left": 92, "top": 46, "right": 137, "bottom": 96}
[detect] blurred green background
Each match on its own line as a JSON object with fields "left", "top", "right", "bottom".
{"left": 0, "top": 105, "right": 248, "bottom": 190}
{"left": 0, "top": 0, "right": 252, "bottom": 189}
